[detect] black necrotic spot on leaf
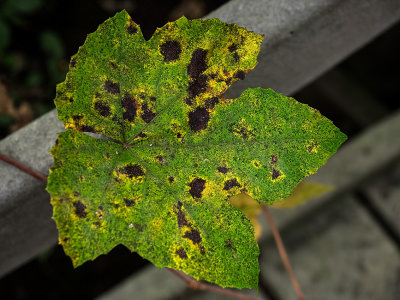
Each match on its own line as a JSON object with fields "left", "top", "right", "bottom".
{"left": 121, "top": 94, "right": 138, "bottom": 122}
{"left": 233, "top": 52, "right": 240, "bottom": 62}
{"left": 118, "top": 164, "right": 145, "bottom": 178}
{"left": 160, "top": 41, "right": 182, "bottom": 62}
{"left": 217, "top": 166, "right": 229, "bottom": 174}
{"left": 183, "top": 229, "right": 202, "bottom": 244}
{"left": 72, "top": 115, "right": 83, "bottom": 121}
{"left": 81, "top": 125, "right": 95, "bottom": 133}
{"left": 188, "top": 107, "right": 210, "bottom": 132}
{"left": 110, "top": 61, "right": 118, "bottom": 69}
{"left": 223, "top": 179, "right": 241, "bottom": 190}
{"left": 188, "top": 74, "right": 208, "bottom": 100}
{"left": 73, "top": 201, "right": 87, "bottom": 218}
{"left": 104, "top": 80, "right": 120, "bottom": 94}
{"left": 177, "top": 209, "right": 188, "bottom": 228}
{"left": 127, "top": 25, "right": 138, "bottom": 34}
{"left": 187, "top": 48, "right": 207, "bottom": 78}
{"left": 234, "top": 70, "right": 246, "bottom": 80}
{"left": 168, "top": 176, "right": 175, "bottom": 183}
{"left": 70, "top": 58, "right": 76, "bottom": 68}
{"left": 155, "top": 155, "right": 164, "bottom": 162}
{"left": 95, "top": 101, "right": 111, "bottom": 117}
{"left": 124, "top": 199, "right": 135, "bottom": 207}
{"left": 189, "top": 178, "right": 206, "bottom": 199}
{"left": 228, "top": 43, "right": 238, "bottom": 52}
{"left": 272, "top": 169, "right": 280, "bottom": 179}
{"left": 227, "top": 238, "right": 232, "bottom": 248}
{"left": 176, "top": 248, "right": 188, "bottom": 259}
{"left": 205, "top": 97, "right": 219, "bottom": 109}
{"left": 69, "top": 97, "right": 74, "bottom": 103}
{"left": 74, "top": 191, "right": 80, "bottom": 197}
{"left": 141, "top": 103, "right": 156, "bottom": 123}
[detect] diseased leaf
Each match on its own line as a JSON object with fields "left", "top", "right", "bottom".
{"left": 47, "top": 10, "right": 346, "bottom": 289}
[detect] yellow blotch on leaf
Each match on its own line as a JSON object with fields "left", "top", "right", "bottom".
{"left": 229, "top": 193, "right": 262, "bottom": 240}
{"left": 270, "top": 181, "right": 334, "bottom": 209}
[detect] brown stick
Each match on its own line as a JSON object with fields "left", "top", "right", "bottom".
{"left": 262, "top": 206, "right": 305, "bottom": 300}
{"left": 168, "top": 268, "right": 264, "bottom": 300}
{"left": 0, "top": 153, "right": 47, "bottom": 183}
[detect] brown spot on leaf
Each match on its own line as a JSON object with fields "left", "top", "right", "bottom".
{"left": 271, "top": 155, "right": 278, "bottom": 163}
{"left": 228, "top": 43, "right": 238, "bottom": 53}
{"left": 104, "top": 80, "right": 120, "bottom": 94}
{"left": 187, "top": 48, "right": 207, "bottom": 78}
{"left": 183, "top": 229, "right": 202, "bottom": 244}
{"left": 272, "top": 169, "right": 280, "bottom": 180}
{"left": 74, "top": 191, "right": 80, "bottom": 197}
{"left": 95, "top": 101, "right": 111, "bottom": 117}
{"left": 188, "top": 107, "right": 209, "bottom": 132}
{"left": 227, "top": 238, "right": 232, "bottom": 248}
{"left": 217, "top": 166, "right": 229, "bottom": 174}
{"left": 223, "top": 179, "right": 241, "bottom": 190}
{"left": 205, "top": 97, "right": 219, "bottom": 109}
{"left": 160, "top": 41, "right": 182, "bottom": 62}
{"left": 73, "top": 201, "right": 87, "bottom": 218}
{"left": 200, "top": 246, "right": 205, "bottom": 255}
{"left": 188, "top": 74, "right": 208, "bottom": 101}
{"left": 135, "top": 224, "right": 143, "bottom": 232}
{"left": 118, "top": 164, "right": 145, "bottom": 178}
{"left": 234, "top": 70, "right": 246, "bottom": 80}
{"left": 176, "top": 248, "right": 188, "bottom": 259}
{"left": 110, "top": 61, "right": 118, "bottom": 69}
{"left": 124, "top": 199, "right": 135, "bottom": 207}
{"left": 81, "top": 125, "right": 95, "bottom": 133}
{"left": 155, "top": 155, "right": 165, "bottom": 163}
{"left": 189, "top": 178, "right": 206, "bottom": 199}
{"left": 121, "top": 94, "right": 138, "bottom": 122}
{"left": 176, "top": 201, "right": 188, "bottom": 228}
{"left": 127, "top": 25, "right": 138, "bottom": 34}
{"left": 141, "top": 103, "right": 156, "bottom": 123}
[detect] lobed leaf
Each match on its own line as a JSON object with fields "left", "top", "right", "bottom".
{"left": 47, "top": 10, "right": 346, "bottom": 289}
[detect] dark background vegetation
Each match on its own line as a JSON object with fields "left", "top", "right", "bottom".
{"left": 0, "top": 0, "right": 399, "bottom": 299}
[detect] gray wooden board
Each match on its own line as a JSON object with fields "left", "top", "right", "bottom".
{"left": 363, "top": 159, "right": 400, "bottom": 237}
{"left": 260, "top": 195, "right": 400, "bottom": 300}
{"left": 0, "top": 0, "right": 400, "bottom": 280}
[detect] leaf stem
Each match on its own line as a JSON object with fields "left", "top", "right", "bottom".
{"left": 167, "top": 268, "right": 264, "bottom": 300}
{"left": 262, "top": 206, "right": 305, "bottom": 300}
{"left": 0, "top": 153, "right": 47, "bottom": 183}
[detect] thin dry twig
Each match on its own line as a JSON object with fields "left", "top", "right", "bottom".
{"left": 0, "top": 153, "right": 47, "bottom": 183}
{"left": 167, "top": 268, "right": 263, "bottom": 300}
{"left": 262, "top": 206, "right": 305, "bottom": 300}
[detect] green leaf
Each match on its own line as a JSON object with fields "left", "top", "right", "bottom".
{"left": 47, "top": 10, "right": 346, "bottom": 289}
